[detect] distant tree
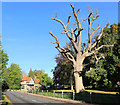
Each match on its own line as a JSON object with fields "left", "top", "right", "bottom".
{"left": 33, "top": 70, "right": 53, "bottom": 87}
{"left": 3, "top": 63, "right": 22, "bottom": 89}
{"left": 41, "top": 73, "right": 53, "bottom": 87}
{"left": 28, "top": 68, "right": 34, "bottom": 79}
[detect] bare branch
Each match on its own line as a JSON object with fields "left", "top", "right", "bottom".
{"left": 90, "top": 22, "right": 109, "bottom": 50}
{"left": 52, "top": 18, "right": 67, "bottom": 31}
{"left": 82, "top": 63, "right": 90, "bottom": 68}
{"left": 66, "top": 15, "right": 71, "bottom": 27}
{"left": 49, "top": 32, "right": 59, "bottom": 47}
{"left": 52, "top": 17, "right": 75, "bottom": 42}
{"left": 88, "top": 12, "right": 93, "bottom": 44}
{"left": 76, "top": 8, "right": 80, "bottom": 15}
{"left": 50, "top": 32, "right": 75, "bottom": 63}
{"left": 90, "top": 24, "right": 100, "bottom": 37}
{"left": 51, "top": 42, "right": 57, "bottom": 44}
{"left": 52, "top": 17, "right": 79, "bottom": 53}
{"left": 73, "top": 28, "right": 78, "bottom": 33}
{"left": 88, "top": 45, "right": 114, "bottom": 57}
{"left": 66, "top": 53, "right": 75, "bottom": 62}
{"left": 61, "top": 32, "right": 68, "bottom": 34}
{"left": 94, "top": 53, "right": 105, "bottom": 64}
{"left": 81, "top": 17, "right": 89, "bottom": 23}
{"left": 91, "top": 15, "right": 99, "bottom": 23}
{"left": 70, "top": 28, "right": 75, "bottom": 41}
{"left": 66, "top": 43, "right": 71, "bottom": 51}
{"left": 71, "top": 4, "right": 80, "bottom": 27}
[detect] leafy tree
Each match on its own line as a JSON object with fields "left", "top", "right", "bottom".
{"left": 85, "top": 23, "right": 120, "bottom": 89}
{"left": 3, "top": 63, "right": 22, "bottom": 89}
{"left": 52, "top": 54, "right": 74, "bottom": 90}
{"left": 50, "top": 4, "right": 113, "bottom": 93}
{"left": 34, "top": 70, "right": 53, "bottom": 87}
{"left": 0, "top": 40, "right": 9, "bottom": 90}
{"left": 0, "top": 50, "right": 9, "bottom": 72}
{"left": 28, "top": 68, "right": 34, "bottom": 79}
{"left": 40, "top": 73, "right": 53, "bottom": 87}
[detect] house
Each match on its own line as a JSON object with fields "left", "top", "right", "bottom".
{"left": 20, "top": 74, "right": 41, "bottom": 90}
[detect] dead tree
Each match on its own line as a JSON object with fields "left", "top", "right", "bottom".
{"left": 49, "top": 4, "right": 114, "bottom": 93}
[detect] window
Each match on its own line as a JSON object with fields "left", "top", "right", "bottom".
{"left": 21, "top": 85, "right": 24, "bottom": 89}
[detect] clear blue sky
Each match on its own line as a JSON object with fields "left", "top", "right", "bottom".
{"left": 2, "top": 2, "right": 118, "bottom": 78}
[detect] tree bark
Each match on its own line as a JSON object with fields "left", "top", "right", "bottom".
{"left": 74, "top": 58, "right": 85, "bottom": 93}
{"left": 74, "top": 73, "right": 84, "bottom": 93}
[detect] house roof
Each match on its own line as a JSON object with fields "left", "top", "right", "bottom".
{"left": 21, "top": 74, "right": 40, "bottom": 84}
{"left": 21, "top": 74, "right": 32, "bottom": 83}
{"left": 34, "top": 76, "right": 40, "bottom": 84}
{"left": 26, "top": 77, "right": 32, "bottom": 83}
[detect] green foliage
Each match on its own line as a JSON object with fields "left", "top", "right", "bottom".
{"left": 0, "top": 41, "right": 9, "bottom": 90}
{"left": 28, "top": 68, "right": 34, "bottom": 78}
{"left": 3, "top": 63, "right": 22, "bottom": 89}
{"left": 33, "top": 69, "right": 53, "bottom": 87}
{"left": 0, "top": 50, "right": 9, "bottom": 72}
{"left": 40, "top": 73, "right": 53, "bottom": 87}
{"left": 52, "top": 54, "right": 74, "bottom": 87}
{"left": 85, "top": 23, "right": 120, "bottom": 89}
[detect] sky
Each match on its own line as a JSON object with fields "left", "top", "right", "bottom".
{"left": 2, "top": 2, "right": 118, "bottom": 78}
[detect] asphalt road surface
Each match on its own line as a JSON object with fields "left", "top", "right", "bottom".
{"left": 4, "top": 91, "right": 78, "bottom": 105}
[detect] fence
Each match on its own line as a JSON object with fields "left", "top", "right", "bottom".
{"left": 28, "top": 89, "right": 75, "bottom": 100}
{"left": 28, "top": 89, "right": 96, "bottom": 102}
{"left": 27, "top": 89, "right": 120, "bottom": 104}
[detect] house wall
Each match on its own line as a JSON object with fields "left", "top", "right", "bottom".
{"left": 21, "top": 81, "right": 27, "bottom": 85}
{"left": 27, "top": 78, "right": 35, "bottom": 90}
{"left": 27, "top": 78, "right": 34, "bottom": 85}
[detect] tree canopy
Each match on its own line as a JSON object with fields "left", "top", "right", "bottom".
{"left": 3, "top": 63, "right": 22, "bottom": 89}
{"left": 28, "top": 68, "right": 34, "bottom": 79}
{"left": 85, "top": 23, "right": 120, "bottom": 89}
{"left": 52, "top": 53, "right": 74, "bottom": 89}
{"left": 34, "top": 70, "right": 53, "bottom": 87}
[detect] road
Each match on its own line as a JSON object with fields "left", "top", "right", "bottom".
{"left": 4, "top": 91, "right": 79, "bottom": 105}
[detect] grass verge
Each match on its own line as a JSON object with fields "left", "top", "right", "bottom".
{"left": 1, "top": 93, "right": 12, "bottom": 105}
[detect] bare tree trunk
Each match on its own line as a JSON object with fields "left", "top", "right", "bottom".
{"left": 74, "top": 59, "right": 85, "bottom": 93}
{"left": 74, "top": 73, "right": 84, "bottom": 93}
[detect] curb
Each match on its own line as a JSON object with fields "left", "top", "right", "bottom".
{"left": 24, "top": 92, "right": 93, "bottom": 105}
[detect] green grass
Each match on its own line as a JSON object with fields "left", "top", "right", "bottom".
{"left": 75, "top": 91, "right": 120, "bottom": 105}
